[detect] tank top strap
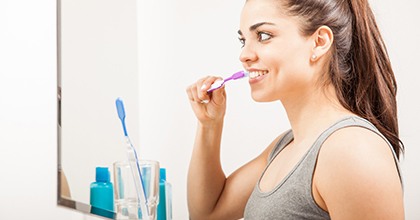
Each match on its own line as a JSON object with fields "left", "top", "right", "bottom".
{"left": 268, "top": 116, "right": 377, "bottom": 162}
{"left": 244, "top": 116, "right": 402, "bottom": 219}
{"left": 308, "top": 116, "right": 402, "bottom": 184}
{"left": 268, "top": 129, "right": 294, "bottom": 162}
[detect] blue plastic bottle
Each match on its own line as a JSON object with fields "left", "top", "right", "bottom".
{"left": 90, "top": 167, "right": 114, "bottom": 212}
{"left": 157, "top": 168, "right": 172, "bottom": 220}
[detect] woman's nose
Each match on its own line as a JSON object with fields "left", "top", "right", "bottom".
{"left": 239, "top": 43, "right": 258, "bottom": 64}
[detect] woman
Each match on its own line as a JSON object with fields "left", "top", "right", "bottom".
{"left": 185, "top": 0, "right": 404, "bottom": 219}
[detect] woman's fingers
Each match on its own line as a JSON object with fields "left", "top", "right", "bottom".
{"left": 186, "top": 80, "right": 209, "bottom": 104}
{"left": 188, "top": 76, "right": 222, "bottom": 104}
{"left": 187, "top": 83, "right": 202, "bottom": 104}
{"left": 196, "top": 78, "right": 210, "bottom": 103}
{"left": 186, "top": 75, "right": 228, "bottom": 122}
{"left": 186, "top": 84, "right": 195, "bottom": 102}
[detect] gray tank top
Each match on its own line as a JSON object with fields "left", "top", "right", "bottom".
{"left": 244, "top": 116, "right": 402, "bottom": 220}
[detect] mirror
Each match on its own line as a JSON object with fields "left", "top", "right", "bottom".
{"left": 57, "top": 0, "right": 140, "bottom": 218}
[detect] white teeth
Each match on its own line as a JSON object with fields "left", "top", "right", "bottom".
{"left": 249, "top": 70, "right": 268, "bottom": 79}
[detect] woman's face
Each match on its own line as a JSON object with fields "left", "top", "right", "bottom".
{"left": 239, "top": 0, "right": 316, "bottom": 102}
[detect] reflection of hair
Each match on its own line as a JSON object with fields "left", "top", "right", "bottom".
{"left": 281, "top": 0, "right": 403, "bottom": 158}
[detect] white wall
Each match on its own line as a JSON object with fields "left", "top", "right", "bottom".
{"left": 0, "top": 0, "right": 419, "bottom": 220}
{"left": 0, "top": 0, "right": 90, "bottom": 219}
{"left": 371, "top": 1, "right": 420, "bottom": 219}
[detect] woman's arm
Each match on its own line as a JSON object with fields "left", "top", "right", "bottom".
{"left": 186, "top": 76, "right": 282, "bottom": 219}
{"left": 314, "top": 127, "right": 404, "bottom": 220}
{"left": 187, "top": 124, "right": 281, "bottom": 220}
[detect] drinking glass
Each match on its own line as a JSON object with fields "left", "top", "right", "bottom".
{"left": 113, "top": 160, "right": 160, "bottom": 220}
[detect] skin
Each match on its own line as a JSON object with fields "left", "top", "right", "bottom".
{"left": 185, "top": 0, "right": 404, "bottom": 219}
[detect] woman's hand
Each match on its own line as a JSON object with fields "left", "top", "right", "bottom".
{"left": 186, "top": 76, "right": 227, "bottom": 124}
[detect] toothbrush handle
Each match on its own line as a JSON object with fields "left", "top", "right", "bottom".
{"left": 206, "top": 70, "right": 247, "bottom": 93}
{"left": 227, "top": 70, "right": 247, "bottom": 80}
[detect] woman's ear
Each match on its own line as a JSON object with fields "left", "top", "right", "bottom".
{"left": 310, "top": 25, "right": 334, "bottom": 62}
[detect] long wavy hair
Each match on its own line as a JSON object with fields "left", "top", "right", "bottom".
{"left": 278, "top": 0, "right": 404, "bottom": 158}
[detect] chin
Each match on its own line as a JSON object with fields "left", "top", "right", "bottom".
{"left": 251, "top": 91, "right": 274, "bottom": 102}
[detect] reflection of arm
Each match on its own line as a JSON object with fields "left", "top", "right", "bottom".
{"left": 60, "top": 171, "right": 71, "bottom": 199}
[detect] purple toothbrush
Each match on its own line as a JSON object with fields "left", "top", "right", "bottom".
{"left": 207, "top": 70, "right": 249, "bottom": 93}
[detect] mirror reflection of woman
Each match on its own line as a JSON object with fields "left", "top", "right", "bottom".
{"left": 186, "top": 0, "right": 404, "bottom": 219}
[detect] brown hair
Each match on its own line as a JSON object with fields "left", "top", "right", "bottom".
{"left": 281, "top": 0, "right": 404, "bottom": 158}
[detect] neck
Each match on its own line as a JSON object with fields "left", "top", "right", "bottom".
{"left": 281, "top": 84, "right": 354, "bottom": 144}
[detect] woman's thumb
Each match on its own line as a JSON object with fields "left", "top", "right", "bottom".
{"left": 211, "top": 86, "right": 226, "bottom": 105}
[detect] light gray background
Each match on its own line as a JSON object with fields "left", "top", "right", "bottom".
{"left": 0, "top": 0, "right": 419, "bottom": 219}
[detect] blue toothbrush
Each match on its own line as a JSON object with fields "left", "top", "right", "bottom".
{"left": 116, "top": 98, "right": 150, "bottom": 220}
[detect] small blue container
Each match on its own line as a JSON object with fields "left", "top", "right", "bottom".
{"left": 90, "top": 167, "right": 114, "bottom": 212}
{"left": 157, "top": 168, "right": 172, "bottom": 220}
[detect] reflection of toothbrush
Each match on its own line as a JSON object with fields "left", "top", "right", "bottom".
{"left": 116, "top": 98, "right": 150, "bottom": 220}
{"left": 207, "top": 70, "right": 249, "bottom": 93}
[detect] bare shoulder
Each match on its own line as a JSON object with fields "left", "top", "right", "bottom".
{"left": 320, "top": 126, "right": 399, "bottom": 167}
{"left": 314, "top": 126, "right": 404, "bottom": 219}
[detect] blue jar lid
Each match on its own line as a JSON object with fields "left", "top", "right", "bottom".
{"left": 95, "top": 167, "right": 110, "bottom": 182}
{"left": 160, "top": 168, "right": 166, "bottom": 181}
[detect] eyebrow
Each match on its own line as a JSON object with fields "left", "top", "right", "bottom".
{"left": 237, "top": 22, "right": 276, "bottom": 35}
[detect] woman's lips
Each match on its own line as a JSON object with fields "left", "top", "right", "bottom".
{"left": 248, "top": 70, "right": 269, "bottom": 84}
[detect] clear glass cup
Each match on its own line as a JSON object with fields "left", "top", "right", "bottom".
{"left": 113, "top": 160, "right": 160, "bottom": 220}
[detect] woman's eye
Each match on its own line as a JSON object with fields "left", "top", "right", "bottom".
{"left": 258, "top": 32, "right": 272, "bottom": 42}
{"left": 238, "top": 37, "right": 245, "bottom": 47}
